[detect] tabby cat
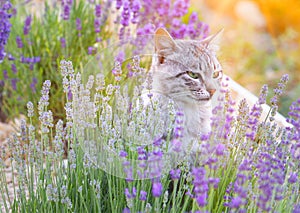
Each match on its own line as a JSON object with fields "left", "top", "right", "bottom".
{"left": 146, "top": 28, "right": 223, "bottom": 151}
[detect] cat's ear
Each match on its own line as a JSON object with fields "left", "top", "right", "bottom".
{"left": 154, "top": 28, "right": 176, "bottom": 56}
{"left": 201, "top": 29, "right": 223, "bottom": 52}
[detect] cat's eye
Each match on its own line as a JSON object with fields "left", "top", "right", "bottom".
{"left": 213, "top": 70, "right": 223, "bottom": 79}
{"left": 186, "top": 71, "right": 199, "bottom": 79}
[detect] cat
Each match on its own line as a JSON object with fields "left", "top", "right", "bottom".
{"left": 143, "top": 28, "right": 223, "bottom": 152}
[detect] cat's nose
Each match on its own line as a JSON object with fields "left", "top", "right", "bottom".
{"left": 208, "top": 89, "right": 216, "bottom": 96}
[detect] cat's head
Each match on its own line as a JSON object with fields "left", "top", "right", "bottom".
{"left": 151, "top": 28, "right": 223, "bottom": 105}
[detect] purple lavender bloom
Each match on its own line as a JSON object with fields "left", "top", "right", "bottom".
{"left": 116, "top": 0, "right": 122, "bottom": 10}
{"left": 170, "top": 168, "right": 181, "bottom": 180}
{"left": 119, "top": 150, "right": 128, "bottom": 157}
{"left": 8, "top": 53, "right": 15, "bottom": 60}
{"left": 3, "top": 70, "right": 9, "bottom": 79}
{"left": 171, "top": 139, "right": 182, "bottom": 152}
{"left": 152, "top": 181, "right": 162, "bottom": 197}
{"left": 60, "top": 0, "right": 73, "bottom": 19}
{"left": 258, "top": 84, "right": 268, "bottom": 104}
{"left": 215, "top": 143, "right": 225, "bottom": 156}
{"left": 88, "top": 46, "right": 93, "bottom": 55}
{"left": 288, "top": 172, "right": 298, "bottom": 184}
{"left": 281, "top": 74, "right": 289, "bottom": 83}
{"left": 94, "top": 19, "right": 101, "bottom": 33}
{"left": 60, "top": 37, "right": 66, "bottom": 48}
{"left": 229, "top": 196, "right": 242, "bottom": 208}
{"left": 139, "top": 190, "right": 147, "bottom": 201}
{"left": 30, "top": 77, "right": 37, "bottom": 93}
{"left": 131, "top": 0, "right": 141, "bottom": 24}
{"left": 192, "top": 167, "right": 209, "bottom": 207}
{"left": 122, "top": 208, "right": 130, "bottom": 213}
{"left": 76, "top": 18, "right": 82, "bottom": 31}
{"left": 23, "top": 15, "right": 32, "bottom": 35}
{"left": 16, "top": 36, "right": 23, "bottom": 48}
{"left": 196, "top": 193, "right": 207, "bottom": 207}
{"left": 0, "top": 1, "right": 13, "bottom": 62}
{"left": 0, "top": 80, "right": 4, "bottom": 87}
{"left": 189, "top": 12, "right": 198, "bottom": 24}
{"left": 63, "top": 5, "right": 70, "bottom": 20}
{"left": 120, "top": 0, "right": 130, "bottom": 27}
{"left": 156, "top": 0, "right": 170, "bottom": 17}
{"left": 34, "top": 56, "right": 41, "bottom": 63}
{"left": 171, "top": 0, "right": 189, "bottom": 18}
{"left": 67, "top": 88, "right": 72, "bottom": 101}
{"left": 11, "top": 78, "right": 18, "bottom": 90}
{"left": 11, "top": 63, "right": 17, "bottom": 74}
{"left": 208, "top": 177, "right": 220, "bottom": 189}
{"left": 115, "top": 51, "right": 125, "bottom": 63}
{"left": 171, "top": 19, "right": 181, "bottom": 28}
{"left": 125, "top": 188, "right": 131, "bottom": 198}
{"left": 293, "top": 204, "right": 300, "bottom": 213}
{"left": 95, "top": 4, "right": 101, "bottom": 18}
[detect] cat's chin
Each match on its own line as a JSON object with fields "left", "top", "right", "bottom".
{"left": 190, "top": 97, "right": 212, "bottom": 105}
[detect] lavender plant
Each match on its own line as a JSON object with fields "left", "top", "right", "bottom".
{"left": 0, "top": 0, "right": 208, "bottom": 121}
{"left": 1, "top": 57, "right": 300, "bottom": 212}
{"left": 0, "top": 1, "right": 299, "bottom": 212}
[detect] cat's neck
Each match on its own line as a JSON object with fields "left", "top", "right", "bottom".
{"left": 176, "top": 100, "right": 212, "bottom": 138}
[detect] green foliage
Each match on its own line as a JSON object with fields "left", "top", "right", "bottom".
{"left": 1, "top": 0, "right": 111, "bottom": 121}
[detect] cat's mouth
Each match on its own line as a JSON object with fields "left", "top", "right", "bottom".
{"left": 190, "top": 90, "right": 211, "bottom": 101}
{"left": 187, "top": 94, "right": 211, "bottom": 102}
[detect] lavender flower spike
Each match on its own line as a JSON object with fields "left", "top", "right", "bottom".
{"left": 23, "top": 15, "right": 32, "bottom": 35}
{"left": 0, "top": 0, "right": 12, "bottom": 62}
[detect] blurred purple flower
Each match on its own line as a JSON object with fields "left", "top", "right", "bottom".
{"left": 288, "top": 172, "right": 298, "bottom": 184}
{"left": 0, "top": 0, "right": 12, "bottom": 63}
{"left": 67, "top": 88, "right": 72, "bottom": 101}
{"left": 96, "top": 37, "right": 102, "bottom": 42}
{"left": 11, "top": 78, "right": 18, "bottom": 90}
{"left": 125, "top": 188, "right": 131, "bottom": 198}
{"left": 293, "top": 204, "right": 300, "bottom": 213}
{"left": 114, "top": 51, "right": 125, "bottom": 63}
{"left": 60, "top": 37, "right": 66, "bottom": 48}
{"left": 8, "top": 53, "right": 15, "bottom": 60}
{"left": 30, "top": 77, "right": 37, "bottom": 93}
{"left": 3, "top": 70, "right": 8, "bottom": 79}
{"left": 63, "top": 5, "right": 70, "bottom": 20}
{"left": 95, "top": 4, "right": 101, "bottom": 18}
{"left": 196, "top": 193, "right": 207, "bottom": 207}
{"left": 88, "top": 46, "right": 93, "bottom": 55}
{"left": 131, "top": 0, "right": 141, "bottom": 24}
{"left": 11, "top": 63, "right": 17, "bottom": 74}
{"left": 120, "top": 0, "right": 130, "bottom": 27}
{"left": 192, "top": 167, "right": 208, "bottom": 207}
{"left": 152, "top": 181, "right": 162, "bottom": 197}
{"left": 170, "top": 168, "right": 181, "bottom": 180}
{"left": 139, "top": 190, "right": 147, "bottom": 201}
{"left": 16, "top": 36, "right": 23, "bottom": 48}
{"left": 229, "top": 196, "right": 242, "bottom": 208}
{"left": 119, "top": 150, "right": 127, "bottom": 158}
{"left": 76, "top": 18, "right": 82, "bottom": 31}
{"left": 189, "top": 12, "right": 198, "bottom": 24}
{"left": 215, "top": 143, "right": 225, "bottom": 156}
{"left": 116, "top": 0, "right": 122, "bottom": 10}
{"left": 171, "top": 0, "right": 189, "bottom": 18}
{"left": 23, "top": 15, "right": 32, "bottom": 35}
{"left": 94, "top": 19, "right": 101, "bottom": 33}
{"left": 258, "top": 84, "right": 268, "bottom": 104}
{"left": 122, "top": 208, "right": 130, "bottom": 213}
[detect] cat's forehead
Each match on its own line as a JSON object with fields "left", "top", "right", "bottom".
{"left": 174, "top": 40, "right": 220, "bottom": 71}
